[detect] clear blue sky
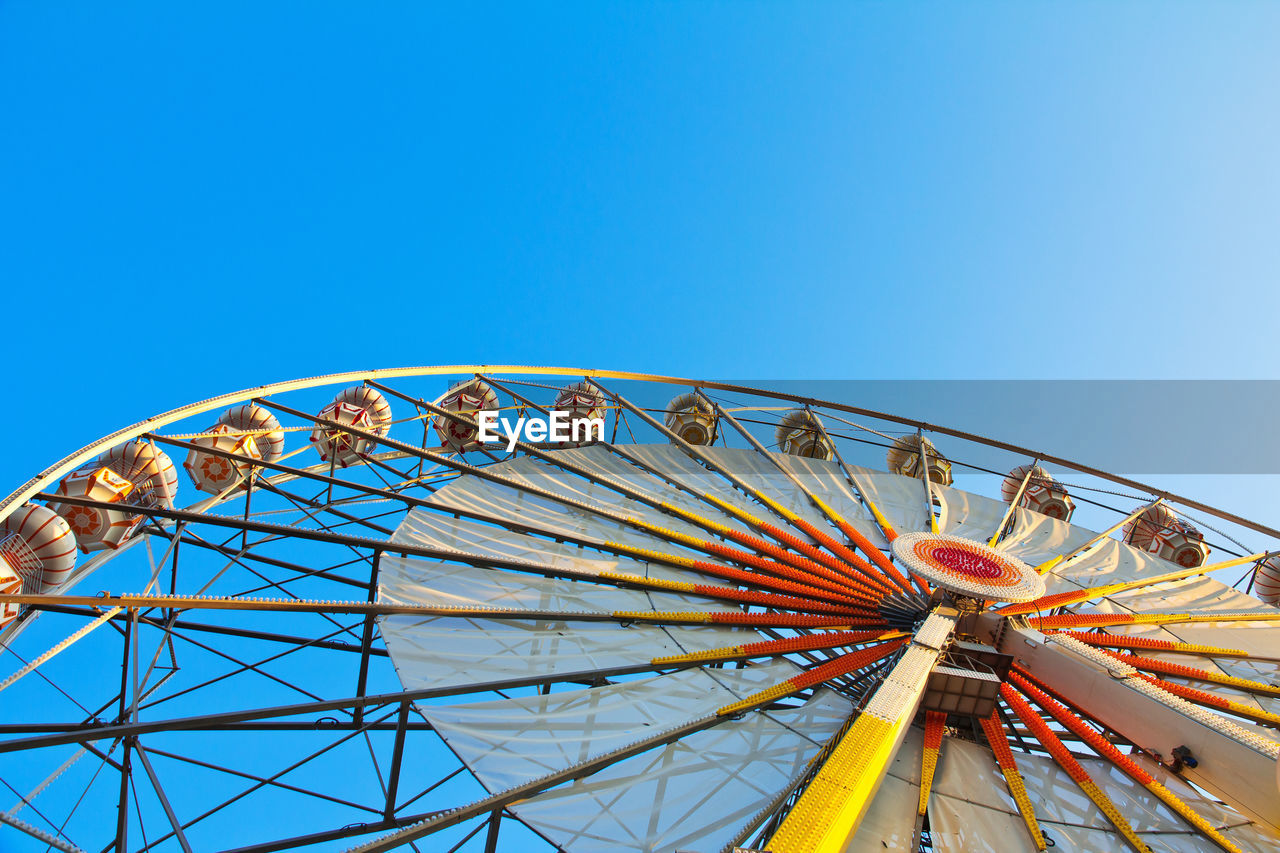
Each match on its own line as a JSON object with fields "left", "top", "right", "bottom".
{"left": 3, "top": 1, "right": 1279, "bottom": 494}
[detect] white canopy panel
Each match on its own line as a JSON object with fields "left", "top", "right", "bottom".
{"left": 421, "top": 461, "right": 711, "bottom": 555}
{"left": 422, "top": 659, "right": 807, "bottom": 792}
{"left": 381, "top": 615, "right": 769, "bottom": 693}
{"left": 926, "top": 734, "right": 1280, "bottom": 852}
{"left": 771, "top": 454, "right": 878, "bottom": 530}
{"left": 996, "top": 506, "right": 1217, "bottom": 597}
{"left": 539, "top": 446, "right": 761, "bottom": 537}
{"left": 392, "top": 509, "right": 714, "bottom": 586}
{"left": 698, "top": 447, "right": 848, "bottom": 531}
{"left": 846, "top": 469, "right": 930, "bottom": 540}
{"left": 600, "top": 444, "right": 772, "bottom": 522}
{"left": 996, "top": 507, "right": 1096, "bottom": 569}
{"left": 510, "top": 690, "right": 852, "bottom": 853}
{"left": 491, "top": 453, "right": 760, "bottom": 541}
{"left": 933, "top": 482, "right": 1010, "bottom": 542}
{"left": 381, "top": 556, "right": 714, "bottom": 615}
{"left": 641, "top": 444, "right": 900, "bottom": 545}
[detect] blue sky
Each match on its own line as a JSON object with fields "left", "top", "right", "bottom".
{"left": 3, "top": 1, "right": 1279, "bottom": 505}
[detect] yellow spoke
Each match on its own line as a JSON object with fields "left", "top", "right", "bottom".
{"left": 1036, "top": 499, "right": 1163, "bottom": 576}
{"left": 766, "top": 608, "right": 958, "bottom": 852}
{"left": 978, "top": 713, "right": 1047, "bottom": 851}
{"left": 990, "top": 464, "right": 1036, "bottom": 548}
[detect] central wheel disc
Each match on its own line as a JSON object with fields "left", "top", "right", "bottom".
{"left": 891, "top": 532, "right": 1045, "bottom": 602}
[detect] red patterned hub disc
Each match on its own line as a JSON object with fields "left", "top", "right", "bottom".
{"left": 891, "top": 532, "right": 1045, "bottom": 602}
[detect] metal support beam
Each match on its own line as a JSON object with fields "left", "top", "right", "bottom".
{"left": 383, "top": 701, "right": 411, "bottom": 820}
{"left": 27, "top": 603, "right": 386, "bottom": 656}
{"left": 134, "top": 743, "right": 194, "bottom": 853}
{"left": 348, "top": 714, "right": 729, "bottom": 852}
{"left": 0, "top": 661, "right": 679, "bottom": 754}
{"left": 482, "top": 809, "right": 502, "bottom": 853}
{"left": 353, "top": 551, "right": 382, "bottom": 727}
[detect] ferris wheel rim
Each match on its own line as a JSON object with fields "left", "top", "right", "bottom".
{"left": 4, "top": 364, "right": 1277, "bottom": 543}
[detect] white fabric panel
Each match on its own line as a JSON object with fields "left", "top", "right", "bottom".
{"left": 997, "top": 508, "right": 1095, "bottom": 568}
{"left": 1054, "top": 537, "right": 1181, "bottom": 591}
{"left": 423, "top": 462, "right": 703, "bottom": 554}
{"left": 928, "top": 736, "right": 1279, "bottom": 852}
{"left": 998, "top": 508, "right": 1201, "bottom": 597}
{"left": 931, "top": 755, "right": 1141, "bottom": 852}
{"left": 928, "top": 739, "right": 1127, "bottom": 853}
{"left": 456, "top": 456, "right": 725, "bottom": 546}
{"left": 933, "top": 483, "right": 1012, "bottom": 542}
{"left": 928, "top": 736, "right": 1031, "bottom": 817}
{"left": 542, "top": 445, "right": 759, "bottom": 537}
{"left": 1221, "top": 821, "right": 1280, "bottom": 852}
{"left": 423, "top": 659, "right": 808, "bottom": 791}
{"left": 624, "top": 444, "right": 886, "bottom": 545}
{"left": 604, "top": 444, "right": 769, "bottom": 521}
{"left": 770, "top": 455, "right": 889, "bottom": 546}
{"left": 852, "top": 470, "right": 931, "bottom": 538}
{"left": 844, "top": 726, "right": 923, "bottom": 852}
{"left": 543, "top": 445, "right": 700, "bottom": 502}
{"left": 698, "top": 447, "right": 839, "bottom": 530}
{"left": 381, "top": 615, "right": 768, "bottom": 692}
{"left": 770, "top": 454, "right": 876, "bottom": 523}
{"left": 1131, "top": 753, "right": 1280, "bottom": 850}
{"left": 393, "top": 509, "right": 716, "bottom": 586}
{"left": 989, "top": 754, "right": 1174, "bottom": 832}
{"left": 614, "top": 445, "right": 885, "bottom": 545}
{"left": 1103, "top": 574, "right": 1280, "bottom": 641}
{"left": 930, "top": 801, "right": 1057, "bottom": 853}
{"left": 510, "top": 691, "right": 851, "bottom": 853}
{"left": 381, "top": 556, "right": 715, "bottom": 615}
{"left": 1094, "top": 576, "right": 1280, "bottom": 654}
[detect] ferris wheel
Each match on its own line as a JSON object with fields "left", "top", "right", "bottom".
{"left": 0, "top": 366, "right": 1278, "bottom": 853}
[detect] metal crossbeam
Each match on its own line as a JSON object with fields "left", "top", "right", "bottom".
{"left": 0, "top": 661, "right": 681, "bottom": 754}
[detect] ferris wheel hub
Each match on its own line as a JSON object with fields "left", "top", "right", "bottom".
{"left": 891, "top": 532, "right": 1045, "bottom": 603}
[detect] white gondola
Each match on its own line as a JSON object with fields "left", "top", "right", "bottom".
{"left": 663, "top": 393, "right": 717, "bottom": 445}
{"left": 103, "top": 440, "right": 179, "bottom": 508}
{"left": 218, "top": 403, "right": 285, "bottom": 463}
{"left": 434, "top": 379, "right": 500, "bottom": 452}
{"left": 0, "top": 549, "right": 19, "bottom": 626}
{"left": 48, "top": 467, "right": 140, "bottom": 552}
{"left": 887, "top": 433, "right": 953, "bottom": 485}
{"left": 774, "top": 409, "right": 832, "bottom": 460}
{"left": 0, "top": 503, "right": 76, "bottom": 592}
{"left": 44, "top": 441, "right": 178, "bottom": 554}
{"left": 1123, "top": 503, "right": 1211, "bottom": 568}
{"left": 1001, "top": 464, "right": 1075, "bottom": 521}
{"left": 310, "top": 385, "right": 392, "bottom": 467}
{"left": 1254, "top": 557, "right": 1280, "bottom": 605}
{"left": 550, "top": 381, "right": 606, "bottom": 448}
{"left": 183, "top": 423, "right": 264, "bottom": 494}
